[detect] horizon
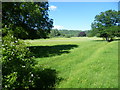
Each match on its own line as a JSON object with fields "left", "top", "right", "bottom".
{"left": 51, "top": 28, "right": 89, "bottom": 31}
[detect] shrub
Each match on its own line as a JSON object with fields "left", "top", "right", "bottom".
{"left": 77, "top": 32, "right": 86, "bottom": 37}
{"left": 2, "top": 32, "right": 35, "bottom": 89}
{"left": 2, "top": 30, "right": 59, "bottom": 89}
{"left": 65, "top": 35, "right": 72, "bottom": 38}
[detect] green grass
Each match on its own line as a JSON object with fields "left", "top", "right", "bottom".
{"left": 26, "top": 37, "right": 118, "bottom": 88}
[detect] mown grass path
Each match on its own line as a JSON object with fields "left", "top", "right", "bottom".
{"left": 26, "top": 37, "right": 118, "bottom": 88}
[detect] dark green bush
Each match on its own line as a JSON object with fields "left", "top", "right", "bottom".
{"left": 2, "top": 32, "right": 35, "bottom": 89}
{"left": 65, "top": 35, "right": 72, "bottom": 38}
{"left": 2, "top": 30, "right": 59, "bottom": 89}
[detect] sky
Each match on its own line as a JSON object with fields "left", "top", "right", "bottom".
{"left": 48, "top": 2, "right": 118, "bottom": 31}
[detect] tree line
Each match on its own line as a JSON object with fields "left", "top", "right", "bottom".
{"left": 49, "top": 29, "right": 87, "bottom": 38}
{"left": 50, "top": 10, "right": 120, "bottom": 41}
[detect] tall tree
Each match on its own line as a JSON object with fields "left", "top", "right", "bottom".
{"left": 2, "top": 2, "right": 53, "bottom": 39}
{"left": 91, "top": 10, "right": 120, "bottom": 41}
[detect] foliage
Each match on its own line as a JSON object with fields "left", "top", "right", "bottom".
{"left": 49, "top": 29, "right": 83, "bottom": 38}
{"left": 50, "top": 29, "right": 61, "bottom": 37}
{"left": 2, "top": 2, "right": 53, "bottom": 39}
{"left": 2, "top": 30, "right": 59, "bottom": 89}
{"left": 85, "top": 30, "right": 95, "bottom": 37}
{"left": 64, "top": 34, "right": 72, "bottom": 38}
{"left": 91, "top": 10, "right": 120, "bottom": 41}
{"left": 59, "top": 30, "right": 82, "bottom": 37}
{"left": 77, "top": 31, "right": 86, "bottom": 37}
{"left": 2, "top": 31, "right": 35, "bottom": 89}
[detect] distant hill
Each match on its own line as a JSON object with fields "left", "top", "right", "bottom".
{"left": 58, "top": 30, "right": 82, "bottom": 37}
{"left": 50, "top": 29, "right": 91, "bottom": 38}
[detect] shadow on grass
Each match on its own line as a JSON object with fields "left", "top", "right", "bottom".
{"left": 94, "top": 40, "right": 106, "bottom": 42}
{"left": 94, "top": 38, "right": 120, "bottom": 42}
{"left": 28, "top": 44, "right": 78, "bottom": 58}
{"left": 114, "top": 38, "right": 120, "bottom": 41}
{"left": 30, "top": 68, "right": 63, "bottom": 89}
{"left": 27, "top": 44, "right": 78, "bottom": 88}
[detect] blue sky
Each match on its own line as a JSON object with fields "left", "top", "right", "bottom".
{"left": 48, "top": 2, "right": 118, "bottom": 31}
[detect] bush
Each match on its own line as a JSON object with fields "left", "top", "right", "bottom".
{"left": 2, "top": 32, "right": 35, "bottom": 89}
{"left": 65, "top": 35, "right": 72, "bottom": 38}
{"left": 77, "top": 32, "right": 86, "bottom": 37}
{"left": 49, "top": 29, "right": 61, "bottom": 38}
{"left": 2, "top": 30, "right": 59, "bottom": 89}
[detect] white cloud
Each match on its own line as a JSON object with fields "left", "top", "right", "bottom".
{"left": 53, "top": 25, "right": 64, "bottom": 30}
{"left": 49, "top": 5, "right": 57, "bottom": 11}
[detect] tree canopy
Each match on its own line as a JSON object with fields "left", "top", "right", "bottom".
{"left": 50, "top": 29, "right": 61, "bottom": 37}
{"left": 77, "top": 31, "right": 86, "bottom": 37}
{"left": 91, "top": 10, "right": 120, "bottom": 41}
{"left": 2, "top": 2, "right": 57, "bottom": 89}
{"left": 2, "top": 2, "right": 53, "bottom": 39}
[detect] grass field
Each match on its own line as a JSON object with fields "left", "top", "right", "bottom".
{"left": 26, "top": 37, "right": 118, "bottom": 88}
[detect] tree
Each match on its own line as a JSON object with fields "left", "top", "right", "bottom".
{"left": 77, "top": 31, "right": 86, "bottom": 37}
{"left": 2, "top": 2, "right": 53, "bottom": 39}
{"left": 50, "top": 29, "right": 61, "bottom": 37}
{"left": 58, "top": 30, "right": 82, "bottom": 37}
{"left": 2, "top": 2, "right": 59, "bottom": 89}
{"left": 91, "top": 10, "right": 120, "bottom": 41}
{"left": 85, "top": 30, "right": 95, "bottom": 37}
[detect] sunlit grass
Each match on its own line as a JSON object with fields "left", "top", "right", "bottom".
{"left": 26, "top": 37, "right": 118, "bottom": 88}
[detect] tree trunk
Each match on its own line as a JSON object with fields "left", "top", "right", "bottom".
{"left": 105, "top": 37, "right": 108, "bottom": 41}
{"left": 110, "top": 38, "right": 113, "bottom": 41}
{"left": 106, "top": 37, "right": 113, "bottom": 42}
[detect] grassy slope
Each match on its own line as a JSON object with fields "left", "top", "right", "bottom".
{"left": 26, "top": 37, "right": 118, "bottom": 88}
